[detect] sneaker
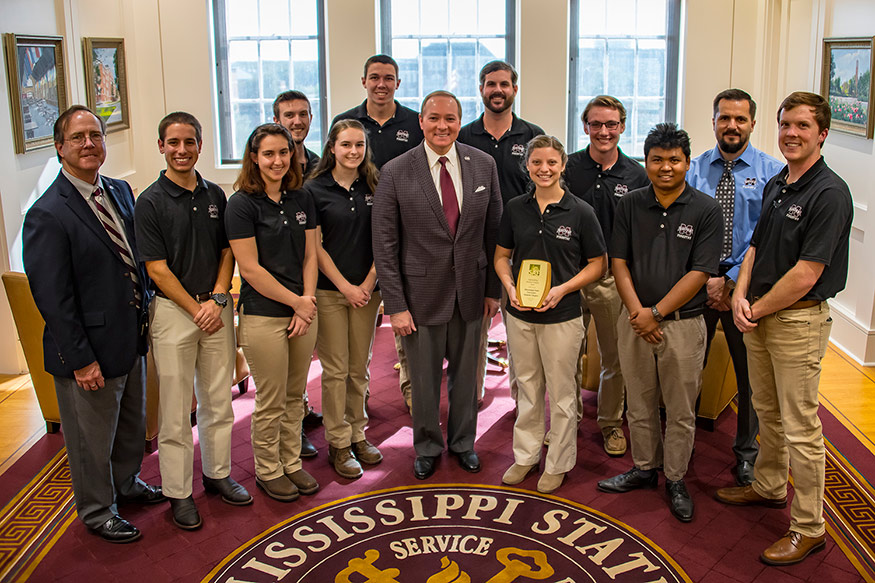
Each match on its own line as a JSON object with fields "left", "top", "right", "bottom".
{"left": 602, "top": 427, "right": 627, "bottom": 457}
{"left": 329, "top": 445, "right": 363, "bottom": 479}
{"left": 502, "top": 463, "right": 538, "bottom": 485}
{"left": 286, "top": 469, "right": 319, "bottom": 495}
{"left": 352, "top": 439, "right": 383, "bottom": 465}
{"left": 255, "top": 475, "right": 299, "bottom": 502}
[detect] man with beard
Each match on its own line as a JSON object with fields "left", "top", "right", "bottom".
{"left": 274, "top": 90, "right": 321, "bottom": 177}
{"left": 459, "top": 60, "right": 544, "bottom": 401}
{"left": 272, "top": 90, "right": 323, "bottom": 455}
{"left": 688, "top": 89, "right": 782, "bottom": 486}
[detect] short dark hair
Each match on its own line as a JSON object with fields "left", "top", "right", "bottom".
{"left": 363, "top": 54, "right": 399, "bottom": 78}
{"left": 778, "top": 91, "right": 831, "bottom": 134}
{"left": 643, "top": 122, "right": 691, "bottom": 160}
{"left": 272, "top": 90, "right": 311, "bottom": 120}
{"left": 582, "top": 95, "right": 627, "bottom": 125}
{"left": 421, "top": 90, "right": 462, "bottom": 117}
{"left": 158, "top": 111, "right": 202, "bottom": 143}
{"left": 713, "top": 88, "right": 757, "bottom": 120}
{"left": 53, "top": 105, "right": 106, "bottom": 161}
{"left": 233, "top": 123, "right": 302, "bottom": 194}
{"left": 479, "top": 60, "right": 518, "bottom": 86}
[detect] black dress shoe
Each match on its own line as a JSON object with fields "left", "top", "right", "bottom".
{"left": 91, "top": 515, "right": 141, "bottom": 543}
{"left": 120, "top": 483, "right": 166, "bottom": 505}
{"left": 303, "top": 407, "right": 323, "bottom": 428}
{"left": 169, "top": 496, "right": 203, "bottom": 530}
{"left": 734, "top": 460, "right": 755, "bottom": 486}
{"left": 301, "top": 430, "right": 318, "bottom": 458}
{"left": 414, "top": 456, "right": 437, "bottom": 480}
{"left": 203, "top": 476, "right": 253, "bottom": 506}
{"left": 597, "top": 467, "right": 658, "bottom": 493}
{"left": 666, "top": 479, "right": 694, "bottom": 522}
{"left": 454, "top": 450, "right": 481, "bottom": 473}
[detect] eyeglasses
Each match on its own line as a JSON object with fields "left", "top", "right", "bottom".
{"left": 65, "top": 132, "right": 105, "bottom": 147}
{"left": 587, "top": 121, "right": 621, "bottom": 131}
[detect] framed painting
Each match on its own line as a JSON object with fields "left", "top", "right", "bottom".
{"left": 3, "top": 34, "right": 68, "bottom": 154}
{"left": 83, "top": 37, "right": 130, "bottom": 132}
{"left": 821, "top": 37, "right": 874, "bottom": 139}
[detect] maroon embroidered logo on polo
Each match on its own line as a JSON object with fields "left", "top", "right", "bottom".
{"left": 204, "top": 486, "right": 690, "bottom": 583}
{"left": 677, "top": 223, "right": 694, "bottom": 240}
{"left": 396, "top": 129, "right": 409, "bottom": 143}
{"left": 786, "top": 204, "right": 803, "bottom": 221}
{"left": 614, "top": 184, "right": 629, "bottom": 197}
{"left": 511, "top": 143, "right": 526, "bottom": 157}
{"left": 208, "top": 204, "right": 219, "bottom": 219}
{"left": 296, "top": 211, "right": 307, "bottom": 225}
{"left": 556, "top": 225, "right": 572, "bottom": 241}
{"left": 365, "top": 194, "right": 375, "bottom": 206}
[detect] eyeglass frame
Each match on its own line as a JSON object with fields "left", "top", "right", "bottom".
{"left": 586, "top": 120, "right": 622, "bottom": 131}
{"left": 64, "top": 131, "right": 106, "bottom": 147}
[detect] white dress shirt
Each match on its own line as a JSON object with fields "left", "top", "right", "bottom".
{"left": 424, "top": 142, "right": 463, "bottom": 212}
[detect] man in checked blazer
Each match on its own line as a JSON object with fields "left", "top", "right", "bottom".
{"left": 373, "top": 90, "right": 503, "bottom": 480}
{"left": 23, "top": 106, "right": 164, "bottom": 544}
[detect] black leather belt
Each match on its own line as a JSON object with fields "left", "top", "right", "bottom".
{"left": 662, "top": 307, "right": 704, "bottom": 321}
{"left": 154, "top": 290, "right": 212, "bottom": 302}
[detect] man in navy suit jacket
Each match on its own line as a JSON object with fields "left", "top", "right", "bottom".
{"left": 23, "top": 106, "right": 164, "bottom": 543}
{"left": 372, "top": 91, "right": 502, "bottom": 480}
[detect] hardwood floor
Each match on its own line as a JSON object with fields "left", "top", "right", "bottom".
{"left": 0, "top": 343, "right": 873, "bottom": 475}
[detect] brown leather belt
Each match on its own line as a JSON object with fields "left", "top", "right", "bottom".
{"left": 752, "top": 297, "right": 821, "bottom": 311}
{"left": 154, "top": 290, "right": 212, "bottom": 302}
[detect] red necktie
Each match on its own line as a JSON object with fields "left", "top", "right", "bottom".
{"left": 93, "top": 187, "right": 142, "bottom": 305}
{"left": 438, "top": 156, "right": 459, "bottom": 236}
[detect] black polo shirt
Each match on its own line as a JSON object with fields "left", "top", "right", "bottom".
{"left": 303, "top": 148, "right": 320, "bottom": 178}
{"left": 458, "top": 113, "right": 544, "bottom": 205}
{"left": 611, "top": 183, "right": 722, "bottom": 310}
{"left": 498, "top": 190, "right": 605, "bottom": 324}
{"left": 305, "top": 172, "right": 375, "bottom": 291}
{"left": 749, "top": 157, "right": 853, "bottom": 301}
{"left": 135, "top": 171, "right": 229, "bottom": 296}
{"left": 225, "top": 188, "right": 316, "bottom": 317}
{"left": 565, "top": 147, "right": 649, "bottom": 248}
{"left": 331, "top": 100, "right": 424, "bottom": 169}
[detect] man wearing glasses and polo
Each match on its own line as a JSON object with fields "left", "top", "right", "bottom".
{"left": 564, "top": 95, "right": 649, "bottom": 458}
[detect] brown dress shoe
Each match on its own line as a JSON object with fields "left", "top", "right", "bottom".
{"left": 714, "top": 484, "right": 787, "bottom": 508}
{"left": 761, "top": 531, "right": 826, "bottom": 566}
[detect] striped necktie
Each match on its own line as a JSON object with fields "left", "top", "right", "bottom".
{"left": 92, "top": 187, "right": 142, "bottom": 305}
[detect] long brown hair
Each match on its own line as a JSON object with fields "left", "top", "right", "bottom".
{"left": 310, "top": 119, "right": 379, "bottom": 193}
{"left": 233, "top": 123, "right": 303, "bottom": 194}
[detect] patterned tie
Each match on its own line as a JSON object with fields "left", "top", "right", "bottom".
{"left": 716, "top": 159, "right": 736, "bottom": 260}
{"left": 438, "top": 156, "right": 459, "bottom": 236}
{"left": 92, "top": 187, "right": 142, "bottom": 305}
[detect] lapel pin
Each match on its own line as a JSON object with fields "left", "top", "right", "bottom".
{"left": 464, "top": 156, "right": 470, "bottom": 161}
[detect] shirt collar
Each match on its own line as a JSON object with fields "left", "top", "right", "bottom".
{"left": 62, "top": 168, "right": 103, "bottom": 200}
{"left": 424, "top": 141, "right": 459, "bottom": 170}
{"left": 523, "top": 188, "right": 574, "bottom": 210}
{"left": 469, "top": 113, "right": 524, "bottom": 136}
{"left": 157, "top": 170, "right": 206, "bottom": 198}
{"left": 777, "top": 156, "right": 825, "bottom": 192}
{"left": 706, "top": 142, "right": 756, "bottom": 169}
{"left": 646, "top": 182, "right": 694, "bottom": 209}
{"left": 581, "top": 146, "right": 631, "bottom": 176}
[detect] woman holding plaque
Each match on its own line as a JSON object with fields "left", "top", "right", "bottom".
{"left": 226, "top": 123, "right": 320, "bottom": 502}
{"left": 494, "top": 135, "right": 607, "bottom": 494}
{"left": 304, "top": 120, "right": 383, "bottom": 481}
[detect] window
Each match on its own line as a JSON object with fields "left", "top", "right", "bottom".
{"left": 380, "top": 0, "right": 515, "bottom": 126}
{"left": 212, "top": 0, "right": 327, "bottom": 163}
{"left": 568, "top": 0, "right": 681, "bottom": 158}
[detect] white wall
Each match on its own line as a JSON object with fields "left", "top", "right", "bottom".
{"left": 2, "top": 0, "right": 874, "bottom": 371}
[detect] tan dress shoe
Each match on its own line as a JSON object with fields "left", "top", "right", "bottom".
{"left": 761, "top": 531, "right": 826, "bottom": 566}
{"left": 501, "top": 463, "right": 537, "bottom": 485}
{"left": 714, "top": 484, "right": 787, "bottom": 508}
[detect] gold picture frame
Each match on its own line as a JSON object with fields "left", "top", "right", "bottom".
{"left": 3, "top": 34, "right": 68, "bottom": 154}
{"left": 821, "top": 37, "right": 874, "bottom": 139}
{"left": 83, "top": 37, "right": 130, "bottom": 133}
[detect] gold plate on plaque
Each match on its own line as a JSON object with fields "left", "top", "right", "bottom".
{"left": 516, "top": 259, "right": 552, "bottom": 308}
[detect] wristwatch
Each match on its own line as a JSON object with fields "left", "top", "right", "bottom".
{"left": 210, "top": 292, "right": 228, "bottom": 308}
{"left": 651, "top": 305, "right": 664, "bottom": 322}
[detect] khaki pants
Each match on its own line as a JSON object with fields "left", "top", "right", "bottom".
{"left": 316, "top": 289, "right": 381, "bottom": 447}
{"left": 746, "top": 303, "right": 831, "bottom": 537}
{"left": 505, "top": 314, "right": 583, "bottom": 475}
{"left": 617, "top": 308, "right": 705, "bottom": 481}
{"left": 238, "top": 308, "right": 317, "bottom": 480}
{"left": 576, "top": 273, "right": 625, "bottom": 428}
{"left": 150, "top": 296, "right": 236, "bottom": 499}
